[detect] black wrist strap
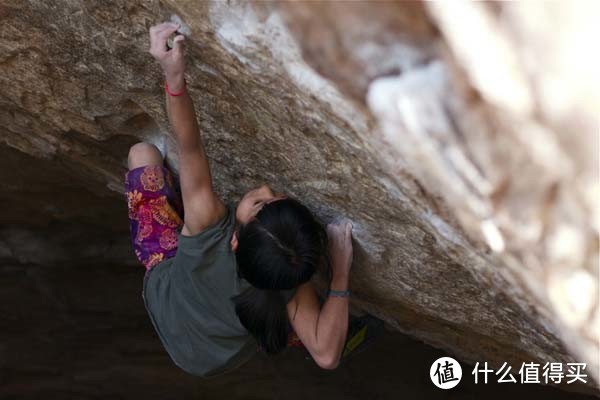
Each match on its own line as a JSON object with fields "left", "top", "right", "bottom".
{"left": 328, "top": 289, "right": 351, "bottom": 297}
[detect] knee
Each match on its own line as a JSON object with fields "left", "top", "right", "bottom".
{"left": 128, "top": 142, "right": 163, "bottom": 170}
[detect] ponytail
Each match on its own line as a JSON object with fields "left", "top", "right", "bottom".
{"left": 232, "top": 287, "right": 290, "bottom": 354}
{"left": 234, "top": 197, "right": 327, "bottom": 353}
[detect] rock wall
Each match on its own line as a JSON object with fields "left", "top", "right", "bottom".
{"left": 0, "top": 0, "right": 597, "bottom": 393}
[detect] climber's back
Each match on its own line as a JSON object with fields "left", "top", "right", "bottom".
{"left": 142, "top": 202, "right": 257, "bottom": 377}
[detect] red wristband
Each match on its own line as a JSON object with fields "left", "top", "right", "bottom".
{"left": 165, "top": 79, "right": 186, "bottom": 96}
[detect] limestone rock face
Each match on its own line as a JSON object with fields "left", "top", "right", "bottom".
{"left": 1, "top": 0, "right": 597, "bottom": 393}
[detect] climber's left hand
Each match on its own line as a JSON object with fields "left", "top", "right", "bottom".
{"left": 148, "top": 22, "right": 186, "bottom": 90}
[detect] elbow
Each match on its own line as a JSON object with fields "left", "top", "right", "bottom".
{"left": 314, "top": 352, "right": 341, "bottom": 370}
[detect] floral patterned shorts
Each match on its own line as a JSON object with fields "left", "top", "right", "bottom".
{"left": 124, "top": 164, "right": 184, "bottom": 270}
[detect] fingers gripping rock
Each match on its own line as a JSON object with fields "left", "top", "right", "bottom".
{"left": 169, "top": 14, "right": 192, "bottom": 36}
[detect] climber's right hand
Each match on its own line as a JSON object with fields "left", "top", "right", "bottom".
{"left": 326, "top": 220, "right": 354, "bottom": 281}
{"left": 148, "top": 22, "right": 186, "bottom": 89}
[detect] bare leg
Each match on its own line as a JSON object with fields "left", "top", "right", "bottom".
{"left": 127, "top": 142, "right": 163, "bottom": 170}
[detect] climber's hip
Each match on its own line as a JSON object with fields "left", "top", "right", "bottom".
{"left": 124, "top": 164, "right": 184, "bottom": 270}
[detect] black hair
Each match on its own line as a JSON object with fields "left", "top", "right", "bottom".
{"left": 232, "top": 197, "right": 327, "bottom": 354}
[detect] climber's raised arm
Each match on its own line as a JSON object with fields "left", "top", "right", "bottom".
{"left": 287, "top": 221, "right": 353, "bottom": 369}
{"left": 149, "top": 22, "right": 226, "bottom": 235}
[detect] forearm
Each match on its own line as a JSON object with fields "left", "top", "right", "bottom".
{"left": 164, "top": 73, "right": 214, "bottom": 196}
{"left": 315, "top": 272, "right": 350, "bottom": 366}
{"left": 164, "top": 73, "right": 203, "bottom": 151}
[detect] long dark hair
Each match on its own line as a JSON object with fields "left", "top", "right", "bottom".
{"left": 232, "top": 197, "right": 327, "bottom": 354}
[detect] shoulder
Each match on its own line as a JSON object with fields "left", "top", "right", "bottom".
{"left": 175, "top": 203, "right": 236, "bottom": 260}
{"left": 181, "top": 200, "right": 232, "bottom": 238}
{"left": 182, "top": 193, "right": 228, "bottom": 237}
{"left": 286, "top": 281, "right": 321, "bottom": 323}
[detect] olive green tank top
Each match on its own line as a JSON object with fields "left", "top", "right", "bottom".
{"left": 142, "top": 203, "right": 258, "bottom": 377}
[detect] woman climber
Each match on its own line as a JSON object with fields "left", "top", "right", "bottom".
{"left": 124, "top": 21, "right": 360, "bottom": 377}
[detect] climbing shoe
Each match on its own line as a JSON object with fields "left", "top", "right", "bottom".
{"left": 339, "top": 314, "right": 386, "bottom": 364}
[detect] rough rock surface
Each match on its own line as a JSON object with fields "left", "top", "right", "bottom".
{"left": 0, "top": 0, "right": 597, "bottom": 394}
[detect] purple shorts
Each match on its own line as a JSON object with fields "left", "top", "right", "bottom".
{"left": 124, "top": 164, "right": 184, "bottom": 270}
